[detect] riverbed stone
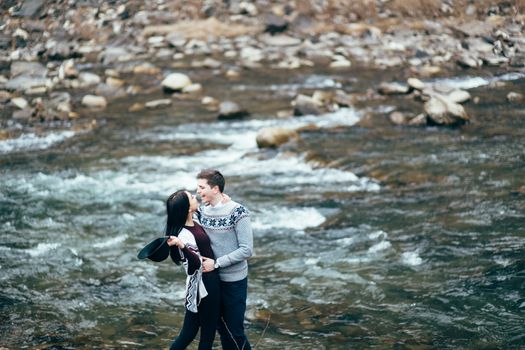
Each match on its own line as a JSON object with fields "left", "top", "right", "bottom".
{"left": 507, "top": 92, "right": 524, "bottom": 102}
{"left": 81, "top": 95, "right": 107, "bottom": 108}
{"left": 292, "top": 94, "right": 326, "bottom": 116}
{"left": 78, "top": 72, "right": 101, "bottom": 86}
{"left": 145, "top": 99, "right": 172, "bottom": 109}
{"left": 424, "top": 95, "right": 469, "bottom": 125}
{"left": 256, "top": 127, "right": 298, "bottom": 148}
{"left": 218, "top": 101, "right": 249, "bottom": 120}
{"left": 161, "top": 73, "right": 192, "bottom": 92}
{"left": 378, "top": 82, "right": 410, "bottom": 95}
{"left": 407, "top": 78, "right": 426, "bottom": 91}
{"left": 11, "top": 97, "right": 29, "bottom": 109}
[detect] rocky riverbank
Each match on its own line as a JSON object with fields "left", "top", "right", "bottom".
{"left": 1, "top": 0, "right": 524, "bottom": 143}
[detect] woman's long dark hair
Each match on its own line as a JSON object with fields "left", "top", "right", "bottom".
{"left": 165, "top": 190, "right": 189, "bottom": 264}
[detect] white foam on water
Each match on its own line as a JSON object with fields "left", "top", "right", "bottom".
{"left": 0, "top": 131, "right": 76, "bottom": 154}
{"left": 27, "top": 242, "right": 60, "bottom": 257}
{"left": 401, "top": 251, "right": 423, "bottom": 266}
{"left": 368, "top": 240, "right": 392, "bottom": 254}
{"left": 252, "top": 206, "right": 325, "bottom": 231}
{"left": 430, "top": 71, "right": 525, "bottom": 90}
{"left": 93, "top": 234, "right": 128, "bottom": 248}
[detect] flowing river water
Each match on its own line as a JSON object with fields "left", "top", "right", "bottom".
{"left": 1, "top": 63, "right": 524, "bottom": 349}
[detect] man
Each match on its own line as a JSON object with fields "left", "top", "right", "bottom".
{"left": 196, "top": 169, "right": 253, "bottom": 350}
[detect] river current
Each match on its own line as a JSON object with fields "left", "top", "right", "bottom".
{"left": 1, "top": 64, "right": 524, "bottom": 349}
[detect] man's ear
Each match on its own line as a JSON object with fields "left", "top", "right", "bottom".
{"left": 212, "top": 185, "right": 220, "bottom": 194}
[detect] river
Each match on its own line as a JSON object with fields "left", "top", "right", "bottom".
{"left": 1, "top": 63, "right": 524, "bottom": 349}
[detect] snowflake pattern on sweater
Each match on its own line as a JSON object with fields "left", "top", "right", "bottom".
{"left": 200, "top": 205, "right": 248, "bottom": 229}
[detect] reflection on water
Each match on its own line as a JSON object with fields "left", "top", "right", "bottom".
{"left": 1, "top": 68, "right": 524, "bottom": 349}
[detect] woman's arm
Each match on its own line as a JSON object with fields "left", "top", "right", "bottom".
{"left": 168, "top": 234, "right": 201, "bottom": 274}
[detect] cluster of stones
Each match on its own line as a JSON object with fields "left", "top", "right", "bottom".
{"left": 0, "top": 0, "right": 523, "bottom": 140}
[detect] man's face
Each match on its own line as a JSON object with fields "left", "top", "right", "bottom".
{"left": 197, "top": 179, "right": 216, "bottom": 205}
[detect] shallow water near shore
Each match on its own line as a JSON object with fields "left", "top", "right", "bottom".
{"left": 1, "top": 63, "right": 524, "bottom": 349}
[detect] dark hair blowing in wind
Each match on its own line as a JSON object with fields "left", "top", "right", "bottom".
{"left": 165, "top": 190, "right": 189, "bottom": 264}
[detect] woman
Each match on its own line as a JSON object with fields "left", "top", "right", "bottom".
{"left": 165, "top": 190, "right": 220, "bottom": 350}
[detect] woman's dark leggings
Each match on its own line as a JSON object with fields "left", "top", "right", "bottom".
{"left": 170, "top": 271, "right": 220, "bottom": 350}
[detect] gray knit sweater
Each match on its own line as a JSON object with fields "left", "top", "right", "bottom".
{"left": 198, "top": 200, "right": 253, "bottom": 282}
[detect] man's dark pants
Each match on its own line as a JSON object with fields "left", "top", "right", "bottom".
{"left": 218, "top": 277, "right": 251, "bottom": 350}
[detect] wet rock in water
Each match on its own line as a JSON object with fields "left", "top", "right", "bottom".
{"left": 447, "top": 89, "right": 471, "bottom": 103}
{"left": 456, "top": 53, "right": 483, "bottom": 68}
{"left": 145, "top": 99, "right": 172, "bottom": 109}
{"left": 264, "top": 14, "right": 288, "bottom": 34}
{"left": 128, "top": 103, "right": 144, "bottom": 112}
{"left": 378, "top": 82, "right": 411, "bottom": 95}
{"left": 389, "top": 111, "right": 407, "bottom": 125}
{"left": 424, "top": 95, "right": 469, "bottom": 125}
{"left": 407, "top": 78, "right": 426, "bottom": 91}
{"left": 218, "top": 101, "right": 249, "bottom": 120}
{"left": 12, "top": 108, "right": 33, "bottom": 121}
{"left": 0, "top": 90, "right": 11, "bottom": 104}
{"left": 99, "top": 47, "right": 134, "bottom": 65}
{"left": 81, "top": 95, "right": 107, "bottom": 108}
{"left": 78, "top": 72, "right": 102, "bottom": 87}
{"left": 256, "top": 127, "right": 298, "bottom": 148}
{"left": 58, "top": 59, "right": 78, "bottom": 80}
{"left": 240, "top": 47, "right": 264, "bottom": 63}
{"left": 6, "top": 75, "right": 49, "bottom": 92}
{"left": 182, "top": 83, "right": 202, "bottom": 94}
{"left": 45, "top": 39, "right": 77, "bottom": 60}
{"left": 133, "top": 63, "right": 161, "bottom": 75}
{"left": 106, "top": 77, "right": 125, "bottom": 88}
{"left": 330, "top": 55, "right": 352, "bottom": 68}
{"left": 48, "top": 92, "right": 72, "bottom": 114}
{"left": 10, "top": 61, "right": 46, "bottom": 77}
{"left": 260, "top": 34, "right": 301, "bottom": 47}
{"left": 507, "top": 92, "right": 524, "bottom": 102}
{"left": 11, "top": 97, "right": 29, "bottom": 109}
{"left": 292, "top": 94, "right": 326, "bottom": 116}
{"left": 95, "top": 83, "right": 127, "bottom": 99}
{"left": 13, "top": 0, "right": 45, "bottom": 18}
{"left": 408, "top": 113, "right": 428, "bottom": 126}
{"left": 482, "top": 54, "right": 509, "bottom": 66}
{"left": 161, "top": 73, "right": 192, "bottom": 93}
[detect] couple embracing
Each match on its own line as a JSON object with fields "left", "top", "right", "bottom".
{"left": 165, "top": 169, "right": 253, "bottom": 350}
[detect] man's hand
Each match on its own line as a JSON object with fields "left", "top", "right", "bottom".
{"left": 202, "top": 257, "right": 215, "bottom": 272}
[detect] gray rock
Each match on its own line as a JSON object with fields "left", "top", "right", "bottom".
{"left": 256, "top": 127, "right": 298, "bottom": 148}
{"left": 389, "top": 112, "right": 407, "bottom": 125}
{"left": 10, "top": 61, "right": 47, "bottom": 78}
{"left": 260, "top": 34, "right": 301, "bottom": 47}
{"left": 378, "top": 82, "right": 410, "bottom": 95}
{"left": 14, "top": 0, "right": 45, "bottom": 18}
{"left": 265, "top": 14, "right": 288, "bottom": 34}
{"left": 162, "top": 73, "right": 192, "bottom": 92}
{"left": 292, "top": 94, "right": 326, "bottom": 116}
{"left": 6, "top": 75, "right": 48, "bottom": 92}
{"left": 218, "top": 101, "right": 249, "bottom": 120}
{"left": 79, "top": 72, "right": 102, "bottom": 87}
{"left": 424, "top": 95, "right": 469, "bottom": 125}
{"left": 11, "top": 97, "right": 29, "bottom": 109}
{"left": 81, "top": 95, "right": 107, "bottom": 108}
{"left": 145, "top": 99, "right": 172, "bottom": 108}
{"left": 507, "top": 92, "right": 524, "bottom": 102}
{"left": 407, "top": 78, "right": 426, "bottom": 91}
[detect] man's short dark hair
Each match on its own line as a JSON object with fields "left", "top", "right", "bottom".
{"left": 197, "top": 169, "right": 225, "bottom": 192}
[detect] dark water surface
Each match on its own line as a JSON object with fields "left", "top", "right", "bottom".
{"left": 1, "top": 64, "right": 524, "bottom": 350}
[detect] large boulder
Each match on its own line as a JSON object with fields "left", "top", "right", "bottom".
{"left": 256, "top": 127, "right": 298, "bottom": 148}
